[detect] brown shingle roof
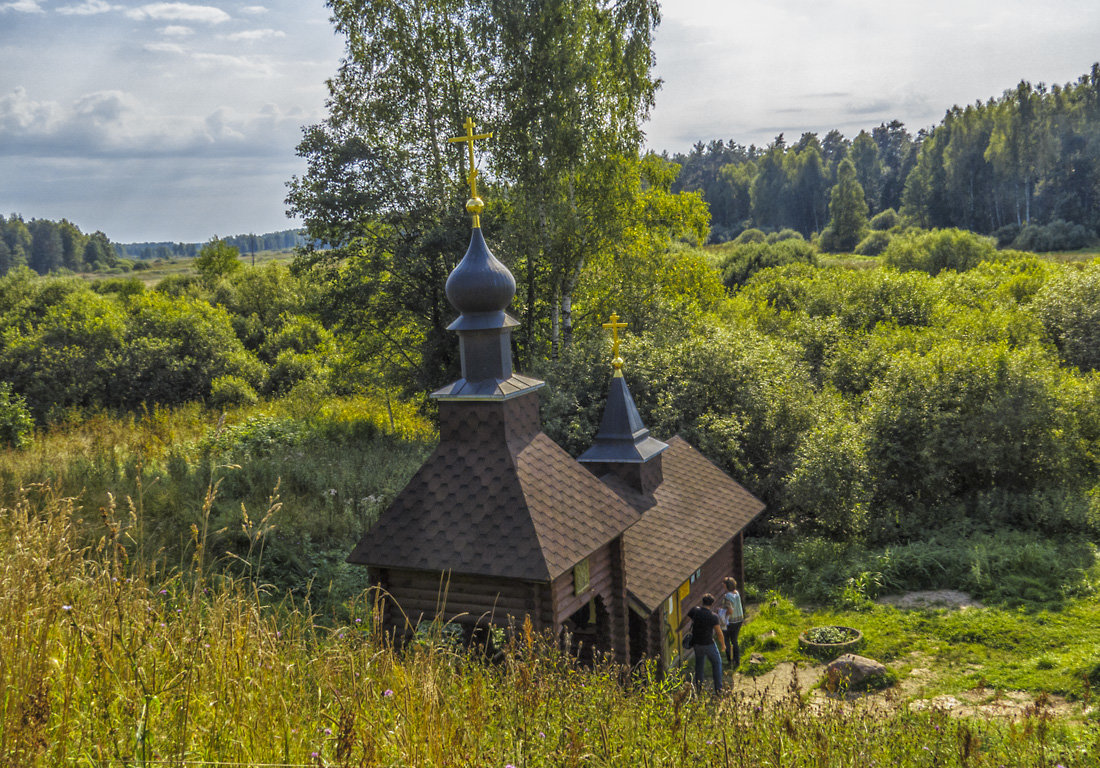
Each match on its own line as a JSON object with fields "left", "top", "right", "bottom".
{"left": 606, "top": 436, "right": 765, "bottom": 611}
{"left": 348, "top": 397, "right": 641, "bottom": 582}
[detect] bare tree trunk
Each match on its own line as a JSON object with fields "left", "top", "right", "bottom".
{"left": 560, "top": 257, "right": 583, "bottom": 351}
{"left": 1024, "top": 175, "right": 1032, "bottom": 225}
{"left": 550, "top": 285, "right": 560, "bottom": 360}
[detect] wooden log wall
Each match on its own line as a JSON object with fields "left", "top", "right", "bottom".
{"left": 374, "top": 568, "right": 553, "bottom": 639}
{"left": 549, "top": 540, "right": 629, "bottom": 663}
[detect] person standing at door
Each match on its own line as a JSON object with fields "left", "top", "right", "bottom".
{"left": 687, "top": 593, "right": 725, "bottom": 693}
{"left": 718, "top": 577, "right": 744, "bottom": 669}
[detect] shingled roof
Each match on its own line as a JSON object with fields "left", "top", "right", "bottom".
{"left": 597, "top": 436, "right": 765, "bottom": 611}
{"left": 347, "top": 396, "right": 641, "bottom": 582}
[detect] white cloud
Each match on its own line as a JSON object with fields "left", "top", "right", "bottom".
{"left": 56, "top": 1, "right": 119, "bottom": 15}
{"left": 0, "top": 86, "right": 303, "bottom": 162}
{"left": 159, "top": 25, "right": 193, "bottom": 36}
{"left": 225, "top": 28, "right": 284, "bottom": 42}
{"left": 126, "top": 3, "right": 230, "bottom": 24}
{"left": 72, "top": 90, "right": 140, "bottom": 124}
{"left": 192, "top": 51, "right": 272, "bottom": 76}
{"left": 0, "top": 87, "right": 61, "bottom": 133}
{"left": 240, "top": 5, "right": 267, "bottom": 13}
{"left": 143, "top": 42, "right": 186, "bottom": 55}
{"left": 0, "top": 1, "right": 45, "bottom": 13}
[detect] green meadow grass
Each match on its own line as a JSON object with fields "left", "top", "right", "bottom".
{"left": 739, "top": 592, "right": 1100, "bottom": 702}
{"left": 3, "top": 397, "right": 1100, "bottom": 765}
{"left": 4, "top": 486, "right": 1100, "bottom": 766}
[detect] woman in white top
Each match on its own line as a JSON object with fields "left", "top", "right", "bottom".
{"left": 718, "top": 576, "right": 744, "bottom": 669}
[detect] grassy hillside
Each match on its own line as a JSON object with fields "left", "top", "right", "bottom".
{"left": 4, "top": 486, "right": 1099, "bottom": 766}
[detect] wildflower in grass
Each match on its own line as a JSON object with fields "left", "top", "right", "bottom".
{"left": 383, "top": 689, "right": 394, "bottom": 697}
{"left": 159, "top": 589, "right": 167, "bottom": 594}
{"left": 324, "top": 728, "right": 332, "bottom": 735}
{"left": 62, "top": 605, "right": 72, "bottom": 611}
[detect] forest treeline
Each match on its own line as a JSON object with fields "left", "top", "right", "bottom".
{"left": 116, "top": 229, "right": 307, "bottom": 261}
{"left": 0, "top": 214, "right": 121, "bottom": 275}
{"left": 0, "top": 214, "right": 306, "bottom": 277}
{"left": 673, "top": 64, "right": 1100, "bottom": 245}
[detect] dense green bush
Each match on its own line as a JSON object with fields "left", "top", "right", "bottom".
{"left": 0, "top": 267, "right": 332, "bottom": 420}
{"left": 765, "top": 228, "right": 803, "bottom": 243}
{"left": 0, "top": 383, "right": 33, "bottom": 448}
{"left": 732, "top": 227, "right": 766, "bottom": 244}
{"left": 854, "top": 230, "right": 891, "bottom": 256}
{"left": 1012, "top": 219, "right": 1094, "bottom": 252}
{"left": 116, "top": 292, "right": 265, "bottom": 408}
{"left": 209, "top": 375, "right": 259, "bottom": 409}
{"left": 1032, "top": 261, "right": 1100, "bottom": 371}
{"left": 719, "top": 239, "right": 818, "bottom": 288}
{"left": 868, "top": 208, "right": 900, "bottom": 231}
{"left": 992, "top": 223, "right": 1021, "bottom": 248}
{"left": 882, "top": 227, "right": 998, "bottom": 274}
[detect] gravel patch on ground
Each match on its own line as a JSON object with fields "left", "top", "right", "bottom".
{"left": 875, "top": 589, "right": 984, "bottom": 609}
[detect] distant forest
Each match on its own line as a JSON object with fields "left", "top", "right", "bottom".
{"left": 0, "top": 215, "right": 306, "bottom": 277}
{"left": 670, "top": 64, "right": 1100, "bottom": 245}
{"left": 116, "top": 230, "right": 308, "bottom": 261}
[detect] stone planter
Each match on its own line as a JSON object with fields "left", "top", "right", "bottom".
{"left": 798, "top": 626, "right": 863, "bottom": 660}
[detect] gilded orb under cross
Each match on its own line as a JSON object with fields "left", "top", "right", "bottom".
{"left": 448, "top": 116, "right": 492, "bottom": 227}
{"left": 602, "top": 313, "right": 628, "bottom": 374}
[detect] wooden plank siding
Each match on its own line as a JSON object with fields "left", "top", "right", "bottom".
{"left": 548, "top": 540, "right": 629, "bottom": 663}
{"left": 372, "top": 532, "right": 745, "bottom": 672}
{"left": 373, "top": 568, "right": 552, "bottom": 639}
{"left": 550, "top": 541, "right": 613, "bottom": 621}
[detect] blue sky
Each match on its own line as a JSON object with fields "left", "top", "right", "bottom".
{"left": 1, "top": 0, "right": 1098, "bottom": 243}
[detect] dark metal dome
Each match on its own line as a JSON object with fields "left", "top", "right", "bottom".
{"left": 445, "top": 228, "right": 515, "bottom": 320}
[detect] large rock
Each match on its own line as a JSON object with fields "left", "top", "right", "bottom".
{"left": 825, "top": 653, "right": 891, "bottom": 691}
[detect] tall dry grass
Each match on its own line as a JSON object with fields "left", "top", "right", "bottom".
{"left": 3, "top": 484, "right": 1099, "bottom": 767}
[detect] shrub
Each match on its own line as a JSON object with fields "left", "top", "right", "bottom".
{"left": 117, "top": 292, "right": 265, "bottom": 408}
{"left": 733, "top": 228, "right": 767, "bottom": 245}
{"left": 264, "top": 350, "right": 324, "bottom": 396}
{"left": 882, "top": 228, "right": 997, "bottom": 275}
{"left": 1033, "top": 263, "right": 1100, "bottom": 371}
{"left": 766, "top": 229, "right": 804, "bottom": 244}
{"left": 869, "top": 208, "right": 900, "bottom": 231}
{"left": 1012, "top": 219, "right": 1094, "bottom": 252}
{"left": 992, "top": 223, "right": 1022, "bottom": 248}
{"left": 0, "top": 383, "right": 33, "bottom": 448}
{"left": 720, "top": 239, "right": 818, "bottom": 288}
{"left": 209, "top": 375, "right": 259, "bottom": 409}
{"left": 854, "top": 231, "right": 891, "bottom": 256}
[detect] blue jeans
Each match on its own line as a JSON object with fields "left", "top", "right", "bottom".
{"left": 694, "top": 641, "right": 723, "bottom": 692}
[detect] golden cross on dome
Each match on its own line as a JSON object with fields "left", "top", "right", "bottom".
{"left": 602, "top": 312, "right": 628, "bottom": 374}
{"left": 448, "top": 116, "right": 492, "bottom": 227}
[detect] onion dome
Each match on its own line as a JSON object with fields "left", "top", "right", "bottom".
{"left": 445, "top": 228, "right": 517, "bottom": 332}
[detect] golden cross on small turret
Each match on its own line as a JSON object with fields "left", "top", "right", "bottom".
{"left": 602, "top": 312, "right": 628, "bottom": 376}
{"left": 448, "top": 116, "right": 493, "bottom": 228}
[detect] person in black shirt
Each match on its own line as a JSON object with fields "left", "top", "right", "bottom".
{"left": 687, "top": 593, "right": 725, "bottom": 693}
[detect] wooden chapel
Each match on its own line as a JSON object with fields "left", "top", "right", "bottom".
{"left": 348, "top": 119, "right": 764, "bottom": 669}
